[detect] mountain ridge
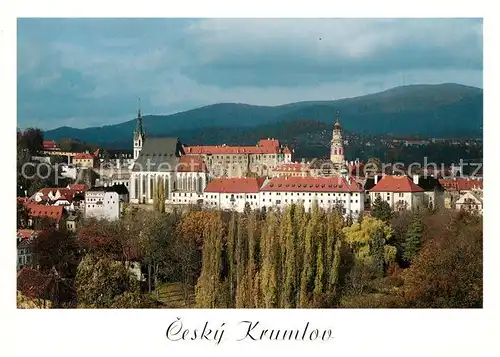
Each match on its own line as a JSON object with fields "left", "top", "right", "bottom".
{"left": 43, "top": 83, "right": 483, "bottom": 146}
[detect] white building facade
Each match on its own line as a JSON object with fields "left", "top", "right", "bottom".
{"left": 369, "top": 175, "right": 425, "bottom": 211}
{"left": 84, "top": 190, "right": 121, "bottom": 221}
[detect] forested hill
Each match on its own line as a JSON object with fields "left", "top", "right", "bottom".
{"left": 43, "top": 83, "right": 483, "bottom": 147}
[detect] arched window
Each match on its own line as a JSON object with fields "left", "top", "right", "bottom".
{"left": 188, "top": 176, "right": 193, "bottom": 192}
{"left": 165, "top": 177, "right": 170, "bottom": 199}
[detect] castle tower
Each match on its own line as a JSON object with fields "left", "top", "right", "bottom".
{"left": 330, "top": 111, "right": 345, "bottom": 166}
{"left": 133, "top": 99, "right": 145, "bottom": 160}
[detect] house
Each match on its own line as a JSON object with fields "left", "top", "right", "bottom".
{"left": 73, "top": 150, "right": 99, "bottom": 168}
{"left": 455, "top": 191, "right": 483, "bottom": 214}
{"left": 438, "top": 178, "right": 483, "bottom": 208}
{"left": 413, "top": 175, "right": 445, "bottom": 209}
{"left": 369, "top": 175, "right": 425, "bottom": 211}
{"left": 84, "top": 189, "right": 121, "bottom": 221}
{"left": 26, "top": 204, "right": 65, "bottom": 229}
{"left": 42, "top": 140, "right": 60, "bottom": 151}
{"left": 17, "top": 229, "right": 46, "bottom": 270}
{"left": 260, "top": 176, "right": 364, "bottom": 217}
{"left": 66, "top": 214, "right": 79, "bottom": 232}
{"left": 204, "top": 177, "right": 265, "bottom": 212}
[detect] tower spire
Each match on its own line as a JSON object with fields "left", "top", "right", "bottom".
{"left": 135, "top": 97, "right": 144, "bottom": 138}
{"left": 334, "top": 110, "right": 342, "bottom": 130}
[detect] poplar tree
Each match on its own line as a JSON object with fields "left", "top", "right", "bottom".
{"left": 261, "top": 210, "right": 278, "bottom": 308}
{"left": 282, "top": 206, "right": 297, "bottom": 308}
{"left": 152, "top": 178, "right": 159, "bottom": 212}
{"left": 371, "top": 227, "right": 386, "bottom": 278}
{"left": 195, "top": 217, "right": 223, "bottom": 308}
{"left": 314, "top": 239, "right": 325, "bottom": 296}
{"left": 226, "top": 213, "right": 237, "bottom": 305}
{"left": 402, "top": 213, "right": 423, "bottom": 264}
{"left": 157, "top": 178, "right": 165, "bottom": 213}
{"left": 235, "top": 214, "right": 248, "bottom": 308}
{"left": 299, "top": 209, "right": 317, "bottom": 307}
{"left": 247, "top": 212, "right": 258, "bottom": 307}
{"left": 329, "top": 239, "right": 342, "bottom": 292}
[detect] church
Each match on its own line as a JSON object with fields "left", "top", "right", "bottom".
{"left": 128, "top": 108, "right": 209, "bottom": 204}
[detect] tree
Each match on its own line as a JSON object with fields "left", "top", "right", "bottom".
{"left": 260, "top": 210, "right": 279, "bottom": 308}
{"left": 343, "top": 215, "right": 395, "bottom": 267}
{"left": 371, "top": 195, "right": 393, "bottom": 223}
{"left": 195, "top": 215, "right": 224, "bottom": 308}
{"left": 75, "top": 254, "right": 140, "bottom": 308}
{"left": 370, "top": 228, "right": 385, "bottom": 278}
{"left": 32, "top": 229, "right": 80, "bottom": 278}
{"left": 282, "top": 206, "right": 297, "bottom": 308}
{"left": 18, "top": 128, "right": 43, "bottom": 155}
{"left": 402, "top": 213, "right": 423, "bottom": 264}
{"left": 403, "top": 212, "right": 482, "bottom": 308}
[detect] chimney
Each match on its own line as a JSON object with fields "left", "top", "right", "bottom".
{"left": 413, "top": 174, "right": 419, "bottom": 185}
{"left": 374, "top": 175, "right": 379, "bottom": 185}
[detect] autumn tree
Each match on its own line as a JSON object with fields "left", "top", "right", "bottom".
{"left": 75, "top": 254, "right": 141, "bottom": 308}
{"left": 403, "top": 212, "right": 482, "bottom": 308}
{"left": 195, "top": 215, "right": 224, "bottom": 308}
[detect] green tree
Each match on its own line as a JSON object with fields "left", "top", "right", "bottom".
{"left": 75, "top": 254, "right": 140, "bottom": 308}
{"left": 371, "top": 228, "right": 385, "bottom": 278}
{"left": 314, "top": 239, "right": 325, "bottom": 297}
{"left": 402, "top": 213, "right": 423, "bottom": 264}
{"left": 282, "top": 206, "right": 297, "bottom": 308}
{"left": 371, "top": 195, "right": 393, "bottom": 223}
{"left": 260, "top": 210, "right": 279, "bottom": 308}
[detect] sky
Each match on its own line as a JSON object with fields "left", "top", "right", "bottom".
{"left": 17, "top": 18, "right": 483, "bottom": 130}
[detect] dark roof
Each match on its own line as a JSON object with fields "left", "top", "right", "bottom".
{"left": 89, "top": 184, "right": 129, "bottom": 195}
{"left": 363, "top": 175, "right": 383, "bottom": 190}
{"left": 417, "top": 176, "right": 445, "bottom": 192}
{"left": 309, "top": 159, "right": 334, "bottom": 169}
{"left": 132, "top": 137, "right": 185, "bottom": 172}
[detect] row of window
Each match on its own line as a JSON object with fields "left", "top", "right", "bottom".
{"left": 262, "top": 192, "right": 356, "bottom": 197}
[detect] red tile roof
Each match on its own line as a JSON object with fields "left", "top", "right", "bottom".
{"left": 183, "top": 139, "right": 283, "bottom": 155}
{"left": 370, "top": 175, "right": 424, "bottom": 193}
{"left": 43, "top": 140, "right": 59, "bottom": 150}
{"left": 177, "top": 156, "right": 208, "bottom": 172}
{"left": 261, "top": 176, "right": 363, "bottom": 192}
{"left": 204, "top": 177, "right": 266, "bottom": 193}
{"left": 74, "top": 152, "right": 95, "bottom": 160}
{"left": 273, "top": 163, "right": 309, "bottom": 173}
{"left": 283, "top": 146, "right": 293, "bottom": 154}
{"left": 438, "top": 178, "right": 483, "bottom": 192}
{"left": 17, "top": 229, "right": 38, "bottom": 240}
{"left": 26, "top": 204, "right": 64, "bottom": 222}
{"left": 68, "top": 184, "right": 88, "bottom": 192}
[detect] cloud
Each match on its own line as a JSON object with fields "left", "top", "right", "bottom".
{"left": 16, "top": 18, "right": 483, "bottom": 130}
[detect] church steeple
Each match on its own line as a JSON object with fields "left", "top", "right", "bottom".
{"left": 330, "top": 110, "right": 345, "bottom": 166}
{"left": 133, "top": 98, "right": 145, "bottom": 160}
{"left": 134, "top": 98, "right": 145, "bottom": 140}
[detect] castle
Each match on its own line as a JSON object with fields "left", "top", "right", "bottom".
{"left": 129, "top": 106, "right": 347, "bottom": 205}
